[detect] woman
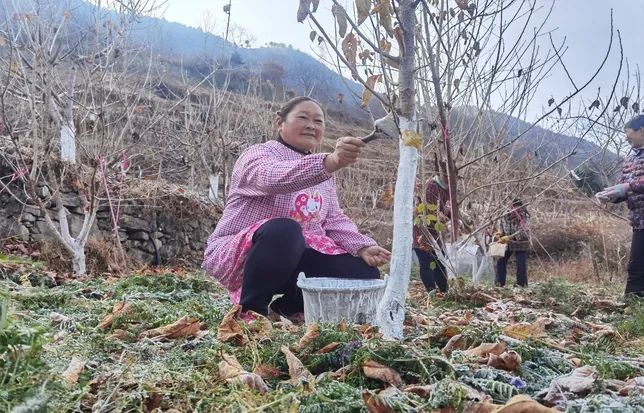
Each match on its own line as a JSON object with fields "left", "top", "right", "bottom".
{"left": 596, "top": 115, "right": 644, "bottom": 297}
{"left": 494, "top": 199, "right": 531, "bottom": 287}
{"left": 412, "top": 166, "right": 450, "bottom": 293}
{"left": 203, "top": 96, "right": 391, "bottom": 317}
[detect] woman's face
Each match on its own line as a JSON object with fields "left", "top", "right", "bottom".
{"left": 625, "top": 127, "right": 644, "bottom": 148}
{"left": 277, "top": 101, "right": 325, "bottom": 152}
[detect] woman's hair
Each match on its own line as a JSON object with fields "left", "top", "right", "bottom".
{"left": 276, "top": 96, "right": 324, "bottom": 121}
{"left": 625, "top": 115, "right": 644, "bottom": 131}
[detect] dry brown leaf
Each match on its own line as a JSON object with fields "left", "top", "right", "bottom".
{"left": 379, "top": 36, "right": 392, "bottom": 54}
{"left": 495, "top": 395, "right": 559, "bottom": 412}
{"left": 61, "top": 357, "right": 85, "bottom": 389}
{"left": 295, "top": 323, "right": 319, "bottom": 350}
{"left": 503, "top": 317, "right": 550, "bottom": 340}
{"left": 403, "top": 384, "right": 432, "bottom": 399}
{"left": 236, "top": 373, "right": 269, "bottom": 393}
{"left": 356, "top": 0, "right": 371, "bottom": 25}
{"left": 362, "top": 390, "right": 395, "bottom": 413}
{"left": 330, "top": 365, "right": 355, "bottom": 380}
{"left": 362, "top": 360, "right": 403, "bottom": 388}
{"left": 393, "top": 26, "right": 404, "bottom": 55}
{"left": 297, "top": 0, "right": 312, "bottom": 22}
{"left": 218, "top": 353, "right": 246, "bottom": 380}
{"left": 373, "top": 0, "right": 394, "bottom": 35}
{"left": 464, "top": 342, "right": 507, "bottom": 358}
{"left": 97, "top": 301, "right": 132, "bottom": 331}
{"left": 437, "top": 325, "right": 462, "bottom": 338}
{"left": 487, "top": 351, "right": 521, "bottom": 371}
{"left": 281, "top": 346, "right": 315, "bottom": 385}
{"left": 462, "top": 401, "right": 499, "bottom": 413}
{"left": 139, "top": 316, "right": 204, "bottom": 340}
{"left": 253, "top": 364, "right": 282, "bottom": 380}
{"left": 442, "top": 334, "right": 469, "bottom": 357}
{"left": 332, "top": 4, "right": 349, "bottom": 38}
{"left": 618, "top": 376, "right": 644, "bottom": 396}
{"left": 217, "top": 305, "right": 247, "bottom": 345}
{"left": 246, "top": 311, "right": 273, "bottom": 341}
{"left": 362, "top": 74, "right": 382, "bottom": 107}
{"left": 342, "top": 33, "right": 358, "bottom": 72}
{"left": 316, "top": 342, "right": 341, "bottom": 354}
{"left": 106, "top": 329, "right": 128, "bottom": 340}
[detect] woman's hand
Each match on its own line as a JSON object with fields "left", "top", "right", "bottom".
{"left": 324, "top": 137, "right": 366, "bottom": 173}
{"left": 357, "top": 245, "right": 391, "bottom": 267}
{"left": 596, "top": 183, "right": 630, "bottom": 202}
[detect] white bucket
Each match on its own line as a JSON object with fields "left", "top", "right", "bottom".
{"left": 296, "top": 273, "right": 387, "bottom": 325}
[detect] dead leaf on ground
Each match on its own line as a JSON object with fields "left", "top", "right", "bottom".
{"left": 62, "top": 357, "right": 85, "bottom": 388}
{"left": 97, "top": 301, "right": 132, "bottom": 331}
{"left": 544, "top": 367, "right": 598, "bottom": 406}
{"left": 487, "top": 351, "right": 521, "bottom": 371}
{"left": 218, "top": 353, "right": 246, "bottom": 380}
{"left": 295, "top": 323, "right": 319, "bottom": 351}
{"left": 464, "top": 342, "right": 507, "bottom": 358}
{"left": 462, "top": 401, "right": 499, "bottom": 413}
{"left": 503, "top": 318, "right": 550, "bottom": 340}
{"left": 362, "top": 390, "right": 396, "bottom": 413}
{"left": 442, "top": 334, "right": 469, "bottom": 357}
{"left": 403, "top": 384, "right": 432, "bottom": 399}
{"left": 281, "top": 346, "right": 315, "bottom": 385}
{"left": 217, "top": 304, "right": 247, "bottom": 345}
{"left": 316, "top": 342, "right": 341, "bottom": 354}
{"left": 139, "top": 316, "right": 204, "bottom": 340}
{"left": 218, "top": 353, "right": 269, "bottom": 393}
{"left": 246, "top": 312, "right": 273, "bottom": 341}
{"left": 358, "top": 324, "right": 381, "bottom": 340}
{"left": 495, "top": 395, "right": 559, "bottom": 412}
{"left": 330, "top": 365, "right": 355, "bottom": 380}
{"left": 618, "top": 376, "right": 644, "bottom": 396}
{"left": 436, "top": 325, "right": 462, "bottom": 339}
{"left": 253, "top": 364, "right": 282, "bottom": 380}
{"left": 362, "top": 360, "right": 403, "bottom": 388}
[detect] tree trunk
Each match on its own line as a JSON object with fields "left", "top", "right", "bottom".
{"left": 376, "top": 0, "right": 418, "bottom": 340}
{"left": 208, "top": 172, "right": 220, "bottom": 202}
{"left": 71, "top": 241, "right": 86, "bottom": 275}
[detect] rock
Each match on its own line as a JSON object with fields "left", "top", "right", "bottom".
{"left": 129, "top": 231, "right": 149, "bottom": 241}
{"left": 22, "top": 212, "right": 38, "bottom": 222}
{"left": 61, "top": 193, "right": 81, "bottom": 208}
{"left": 120, "top": 214, "right": 150, "bottom": 231}
{"left": 38, "top": 186, "right": 51, "bottom": 198}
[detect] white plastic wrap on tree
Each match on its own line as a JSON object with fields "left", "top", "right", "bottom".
{"left": 60, "top": 124, "right": 76, "bottom": 164}
{"left": 376, "top": 118, "right": 419, "bottom": 339}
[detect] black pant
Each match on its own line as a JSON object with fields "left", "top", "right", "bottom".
{"left": 414, "top": 248, "right": 449, "bottom": 293}
{"left": 626, "top": 229, "right": 644, "bottom": 297}
{"left": 495, "top": 249, "right": 528, "bottom": 287}
{"left": 240, "top": 218, "right": 380, "bottom": 315}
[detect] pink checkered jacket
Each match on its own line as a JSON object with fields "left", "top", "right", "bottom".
{"left": 202, "top": 140, "right": 377, "bottom": 294}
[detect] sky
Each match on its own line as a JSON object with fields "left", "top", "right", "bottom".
{"left": 159, "top": 1, "right": 644, "bottom": 120}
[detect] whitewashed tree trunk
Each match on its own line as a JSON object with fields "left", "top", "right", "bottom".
{"left": 375, "top": 0, "right": 419, "bottom": 339}
{"left": 60, "top": 123, "right": 76, "bottom": 163}
{"left": 208, "top": 172, "right": 220, "bottom": 202}
{"left": 376, "top": 120, "right": 419, "bottom": 339}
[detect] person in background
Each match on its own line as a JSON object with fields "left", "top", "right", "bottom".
{"left": 202, "top": 96, "right": 391, "bottom": 319}
{"left": 596, "top": 115, "right": 644, "bottom": 297}
{"left": 494, "top": 198, "right": 531, "bottom": 287}
{"left": 413, "top": 163, "right": 451, "bottom": 293}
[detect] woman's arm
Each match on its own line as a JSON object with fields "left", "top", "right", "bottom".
{"left": 235, "top": 145, "right": 333, "bottom": 196}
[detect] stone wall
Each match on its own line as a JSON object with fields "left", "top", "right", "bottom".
{"left": 0, "top": 157, "right": 220, "bottom": 267}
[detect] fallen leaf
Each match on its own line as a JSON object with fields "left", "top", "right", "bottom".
{"left": 495, "top": 395, "right": 559, "bottom": 412}
{"left": 487, "top": 351, "right": 521, "bottom": 371}
{"left": 503, "top": 318, "right": 550, "bottom": 340}
{"left": 362, "top": 390, "right": 395, "bottom": 413}
{"left": 544, "top": 367, "right": 598, "bottom": 406}
{"left": 316, "top": 342, "right": 341, "bottom": 354}
{"left": 464, "top": 342, "right": 507, "bottom": 358}
{"left": 442, "top": 334, "right": 469, "bottom": 357}
{"left": 253, "top": 364, "right": 282, "bottom": 380}
{"left": 217, "top": 305, "right": 247, "bottom": 345}
{"left": 362, "top": 360, "right": 403, "bottom": 388}
{"left": 236, "top": 373, "right": 269, "bottom": 393}
{"left": 139, "top": 316, "right": 204, "bottom": 340}
{"left": 403, "top": 384, "right": 432, "bottom": 399}
{"left": 330, "top": 365, "right": 355, "bottom": 380}
{"left": 61, "top": 357, "right": 85, "bottom": 389}
{"left": 246, "top": 312, "right": 273, "bottom": 341}
{"left": 281, "top": 346, "right": 315, "bottom": 385}
{"left": 218, "top": 353, "right": 246, "bottom": 380}
{"left": 618, "top": 376, "right": 644, "bottom": 396}
{"left": 97, "top": 301, "right": 132, "bottom": 331}
{"left": 295, "top": 323, "right": 319, "bottom": 350}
